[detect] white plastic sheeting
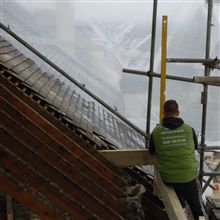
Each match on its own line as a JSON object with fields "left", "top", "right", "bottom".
{"left": 1, "top": 0, "right": 219, "bottom": 143}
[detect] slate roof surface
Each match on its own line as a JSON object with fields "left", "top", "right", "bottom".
{"left": 0, "top": 35, "right": 145, "bottom": 149}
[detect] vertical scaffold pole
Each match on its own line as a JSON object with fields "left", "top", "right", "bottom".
{"left": 160, "top": 16, "right": 168, "bottom": 122}
{"left": 200, "top": 0, "right": 213, "bottom": 181}
{"left": 146, "top": 0, "right": 158, "bottom": 146}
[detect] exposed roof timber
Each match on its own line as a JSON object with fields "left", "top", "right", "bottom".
{"left": 98, "top": 149, "right": 156, "bottom": 166}
{"left": 0, "top": 73, "right": 130, "bottom": 219}
{"left": 0, "top": 167, "right": 62, "bottom": 220}
{"left": 0, "top": 76, "right": 127, "bottom": 189}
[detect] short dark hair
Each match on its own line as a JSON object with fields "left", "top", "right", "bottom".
{"left": 164, "top": 100, "right": 179, "bottom": 113}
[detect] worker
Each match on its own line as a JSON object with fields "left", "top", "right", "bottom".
{"left": 149, "top": 100, "right": 207, "bottom": 220}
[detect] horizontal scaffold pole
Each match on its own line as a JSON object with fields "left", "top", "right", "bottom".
{"left": 203, "top": 172, "right": 220, "bottom": 177}
{"left": 123, "top": 68, "right": 219, "bottom": 87}
{"left": 198, "top": 146, "right": 220, "bottom": 151}
{"left": 166, "top": 58, "right": 220, "bottom": 63}
{"left": 167, "top": 58, "right": 220, "bottom": 70}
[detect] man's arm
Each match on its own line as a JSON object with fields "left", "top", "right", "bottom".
{"left": 148, "top": 133, "right": 156, "bottom": 154}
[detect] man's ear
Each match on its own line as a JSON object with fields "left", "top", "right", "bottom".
{"left": 177, "top": 111, "right": 180, "bottom": 116}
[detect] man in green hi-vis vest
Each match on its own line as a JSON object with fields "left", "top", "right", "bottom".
{"left": 149, "top": 100, "right": 207, "bottom": 220}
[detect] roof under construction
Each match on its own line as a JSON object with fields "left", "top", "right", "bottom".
{"left": 0, "top": 0, "right": 219, "bottom": 220}
{"left": 0, "top": 34, "right": 167, "bottom": 219}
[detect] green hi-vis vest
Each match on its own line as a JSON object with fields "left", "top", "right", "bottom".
{"left": 152, "top": 123, "right": 199, "bottom": 183}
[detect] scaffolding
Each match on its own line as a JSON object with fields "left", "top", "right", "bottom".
{"left": 123, "top": 0, "right": 220, "bottom": 192}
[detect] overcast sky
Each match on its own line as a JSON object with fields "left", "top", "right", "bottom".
{"left": 12, "top": 0, "right": 219, "bottom": 24}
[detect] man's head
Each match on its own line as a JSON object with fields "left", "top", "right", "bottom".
{"left": 163, "top": 100, "right": 179, "bottom": 117}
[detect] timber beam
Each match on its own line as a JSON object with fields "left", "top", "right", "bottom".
{"left": 154, "top": 170, "right": 188, "bottom": 220}
{"left": 155, "top": 170, "right": 204, "bottom": 220}
{"left": 98, "top": 149, "right": 156, "bottom": 166}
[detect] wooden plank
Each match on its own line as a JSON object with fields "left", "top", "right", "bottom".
{"left": 99, "top": 149, "right": 156, "bottom": 166}
{"left": 0, "top": 77, "right": 127, "bottom": 188}
{"left": 0, "top": 168, "right": 63, "bottom": 220}
{"left": 154, "top": 169, "right": 188, "bottom": 220}
{"left": 0, "top": 109, "right": 128, "bottom": 216}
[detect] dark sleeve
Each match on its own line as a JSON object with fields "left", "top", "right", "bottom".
{"left": 192, "top": 128, "right": 198, "bottom": 150}
{"left": 148, "top": 132, "right": 156, "bottom": 154}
